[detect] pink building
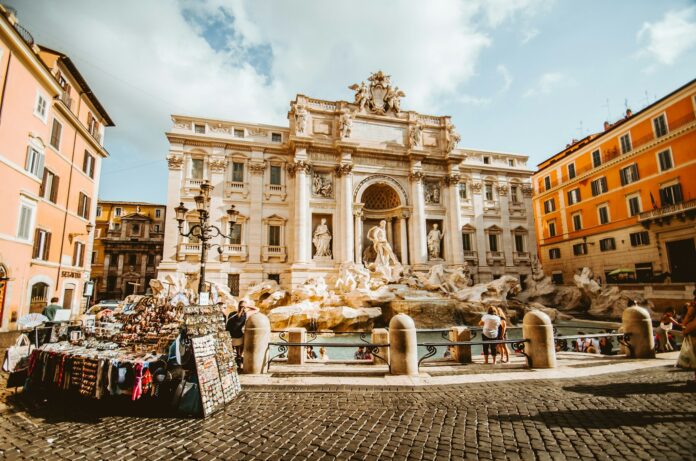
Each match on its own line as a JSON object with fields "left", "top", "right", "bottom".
{"left": 0, "top": 6, "right": 114, "bottom": 330}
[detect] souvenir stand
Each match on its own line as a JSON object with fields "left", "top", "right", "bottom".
{"left": 24, "top": 296, "right": 241, "bottom": 418}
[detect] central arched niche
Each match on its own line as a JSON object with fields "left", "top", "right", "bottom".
{"left": 359, "top": 182, "right": 404, "bottom": 263}
{"left": 361, "top": 183, "right": 401, "bottom": 210}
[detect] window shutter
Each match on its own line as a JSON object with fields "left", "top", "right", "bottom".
{"left": 51, "top": 175, "right": 59, "bottom": 203}
{"left": 32, "top": 229, "right": 40, "bottom": 258}
{"left": 25, "top": 147, "right": 32, "bottom": 171}
{"left": 83, "top": 151, "right": 88, "bottom": 172}
{"left": 567, "top": 191, "right": 572, "bottom": 204}
{"left": 90, "top": 157, "right": 95, "bottom": 178}
{"left": 675, "top": 184, "right": 683, "bottom": 203}
{"left": 632, "top": 165, "right": 639, "bottom": 181}
{"left": 43, "top": 232, "right": 51, "bottom": 260}
{"left": 72, "top": 244, "right": 77, "bottom": 266}
{"left": 86, "top": 196, "right": 91, "bottom": 219}
{"left": 620, "top": 169, "right": 626, "bottom": 186}
{"left": 601, "top": 177, "right": 607, "bottom": 192}
{"left": 39, "top": 169, "right": 47, "bottom": 197}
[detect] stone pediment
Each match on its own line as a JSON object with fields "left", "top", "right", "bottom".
{"left": 121, "top": 212, "right": 152, "bottom": 222}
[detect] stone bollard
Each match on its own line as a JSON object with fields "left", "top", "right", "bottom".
{"left": 449, "top": 326, "right": 471, "bottom": 363}
{"left": 389, "top": 314, "right": 418, "bottom": 375}
{"left": 242, "top": 313, "right": 270, "bottom": 374}
{"left": 522, "top": 310, "right": 557, "bottom": 369}
{"left": 371, "top": 328, "right": 390, "bottom": 366}
{"left": 286, "top": 328, "right": 306, "bottom": 365}
{"left": 621, "top": 306, "right": 655, "bottom": 359}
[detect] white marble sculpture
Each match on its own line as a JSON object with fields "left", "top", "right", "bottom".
{"left": 312, "top": 173, "right": 333, "bottom": 198}
{"left": 409, "top": 122, "right": 423, "bottom": 147}
{"left": 339, "top": 110, "right": 353, "bottom": 138}
{"left": 446, "top": 123, "right": 461, "bottom": 153}
{"left": 348, "top": 81, "right": 369, "bottom": 112}
{"left": 366, "top": 220, "right": 403, "bottom": 282}
{"left": 424, "top": 182, "right": 441, "bottom": 205}
{"left": 313, "top": 219, "right": 332, "bottom": 259}
{"left": 294, "top": 104, "right": 308, "bottom": 134}
{"left": 427, "top": 223, "right": 444, "bottom": 260}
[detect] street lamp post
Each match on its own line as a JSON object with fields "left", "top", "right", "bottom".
{"left": 174, "top": 181, "right": 239, "bottom": 297}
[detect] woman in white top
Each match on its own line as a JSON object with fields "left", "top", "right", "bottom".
{"left": 479, "top": 307, "right": 501, "bottom": 365}
{"left": 658, "top": 310, "right": 679, "bottom": 352}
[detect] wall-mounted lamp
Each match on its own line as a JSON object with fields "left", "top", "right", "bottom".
{"left": 69, "top": 222, "right": 93, "bottom": 243}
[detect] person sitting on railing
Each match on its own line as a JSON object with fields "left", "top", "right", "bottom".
{"left": 319, "top": 347, "right": 329, "bottom": 361}
{"left": 354, "top": 346, "right": 366, "bottom": 360}
{"left": 479, "top": 307, "right": 501, "bottom": 365}
{"left": 599, "top": 335, "right": 614, "bottom": 355}
{"left": 306, "top": 345, "right": 318, "bottom": 360}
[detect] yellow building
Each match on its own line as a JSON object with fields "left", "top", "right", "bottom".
{"left": 91, "top": 201, "right": 166, "bottom": 301}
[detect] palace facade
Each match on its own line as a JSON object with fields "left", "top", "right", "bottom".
{"left": 91, "top": 201, "right": 166, "bottom": 301}
{"left": 532, "top": 79, "right": 696, "bottom": 284}
{"left": 158, "top": 72, "right": 537, "bottom": 295}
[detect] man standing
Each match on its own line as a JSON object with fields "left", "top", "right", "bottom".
{"left": 42, "top": 297, "right": 61, "bottom": 322}
{"left": 479, "top": 307, "right": 501, "bottom": 365}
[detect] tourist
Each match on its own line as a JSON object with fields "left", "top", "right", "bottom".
{"left": 495, "top": 307, "right": 510, "bottom": 364}
{"left": 306, "top": 345, "right": 318, "bottom": 360}
{"left": 363, "top": 348, "right": 373, "bottom": 361}
{"left": 676, "top": 302, "right": 696, "bottom": 383}
{"left": 42, "top": 297, "right": 61, "bottom": 322}
{"left": 354, "top": 346, "right": 365, "bottom": 360}
{"left": 658, "top": 309, "right": 679, "bottom": 352}
{"left": 226, "top": 300, "right": 255, "bottom": 367}
{"left": 319, "top": 347, "right": 329, "bottom": 361}
{"left": 479, "top": 307, "right": 501, "bottom": 365}
{"left": 599, "top": 332, "right": 614, "bottom": 355}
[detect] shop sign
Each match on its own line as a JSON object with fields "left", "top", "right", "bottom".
{"left": 61, "top": 270, "right": 81, "bottom": 278}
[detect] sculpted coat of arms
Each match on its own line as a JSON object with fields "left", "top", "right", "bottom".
{"left": 349, "top": 71, "right": 406, "bottom": 115}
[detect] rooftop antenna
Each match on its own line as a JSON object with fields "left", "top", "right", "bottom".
{"left": 601, "top": 98, "right": 611, "bottom": 121}
{"left": 577, "top": 120, "right": 585, "bottom": 138}
{"left": 624, "top": 98, "right": 629, "bottom": 112}
{"left": 644, "top": 90, "right": 650, "bottom": 108}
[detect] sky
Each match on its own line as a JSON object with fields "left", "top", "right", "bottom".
{"left": 7, "top": 0, "right": 696, "bottom": 204}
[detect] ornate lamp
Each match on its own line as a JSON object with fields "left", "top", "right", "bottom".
{"left": 174, "top": 202, "right": 188, "bottom": 226}
{"left": 193, "top": 194, "right": 206, "bottom": 213}
{"left": 226, "top": 204, "right": 239, "bottom": 224}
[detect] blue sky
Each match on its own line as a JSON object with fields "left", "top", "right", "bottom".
{"left": 8, "top": 0, "right": 696, "bottom": 203}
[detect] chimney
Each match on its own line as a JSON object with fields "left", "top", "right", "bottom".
{"left": 603, "top": 121, "right": 610, "bottom": 131}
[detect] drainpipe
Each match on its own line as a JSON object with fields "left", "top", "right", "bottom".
{"left": 0, "top": 51, "right": 12, "bottom": 125}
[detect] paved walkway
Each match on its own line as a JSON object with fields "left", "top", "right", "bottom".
{"left": 1, "top": 366, "right": 695, "bottom": 460}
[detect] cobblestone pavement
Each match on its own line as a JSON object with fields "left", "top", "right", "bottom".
{"left": 1, "top": 366, "right": 695, "bottom": 460}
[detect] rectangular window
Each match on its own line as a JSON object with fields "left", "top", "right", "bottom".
{"left": 514, "top": 234, "right": 525, "bottom": 252}
{"left": 567, "top": 188, "right": 581, "bottom": 205}
{"left": 114, "top": 207, "right": 122, "bottom": 217}
{"left": 544, "top": 176, "right": 551, "bottom": 191}
{"left": 598, "top": 205, "right": 610, "bottom": 225}
{"left": 592, "top": 150, "right": 602, "bottom": 168}
{"left": 549, "top": 248, "right": 561, "bottom": 260}
{"left": 268, "top": 273, "right": 280, "bottom": 284}
{"left": 627, "top": 196, "right": 641, "bottom": 216}
{"left": 271, "top": 132, "right": 282, "bottom": 143}
{"left": 462, "top": 233, "right": 472, "bottom": 252}
{"left": 653, "top": 114, "right": 668, "bottom": 138}
{"left": 234, "top": 128, "right": 244, "bottom": 138}
{"left": 543, "top": 198, "right": 556, "bottom": 214}
{"left": 573, "top": 243, "right": 587, "bottom": 256}
{"left": 77, "top": 193, "right": 91, "bottom": 219}
{"left": 17, "top": 203, "right": 33, "bottom": 240}
{"left": 629, "top": 231, "right": 650, "bottom": 247}
{"left": 657, "top": 150, "right": 673, "bottom": 172}
{"left": 32, "top": 229, "right": 51, "bottom": 260}
{"left": 551, "top": 273, "right": 564, "bottom": 284}
{"left": 91, "top": 251, "right": 97, "bottom": 264}
{"left": 567, "top": 163, "right": 576, "bottom": 180}
{"left": 87, "top": 113, "right": 100, "bottom": 139}
{"left": 488, "top": 234, "right": 498, "bottom": 252}
{"left": 459, "top": 183, "right": 467, "bottom": 200}
{"left": 34, "top": 93, "right": 47, "bottom": 121}
{"left": 619, "top": 133, "right": 632, "bottom": 154}
{"left": 25, "top": 146, "right": 44, "bottom": 178}
{"left": 194, "top": 124, "right": 206, "bottom": 134}
{"left": 228, "top": 274, "right": 240, "bottom": 296}
{"left": 508, "top": 159, "right": 514, "bottom": 167}
{"left": 82, "top": 151, "right": 95, "bottom": 178}
{"left": 548, "top": 221, "right": 556, "bottom": 238}
{"left": 50, "top": 119, "right": 62, "bottom": 149}
{"left": 155, "top": 209, "right": 162, "bottom": 218}
{"left": 268, "top": 225, "right": 281, "bottom": 246}
{"left": 147, "top": 254, "right": 155, "bottom": 266}
{"left": 191, "top": 158, "right": 204, "bottom": 179}
{"left": 659, "top": 183, "right": 683, "bottom": 206}
{"left": 40, "top": 169, "right": 59, "bottom": 203}
{"left": 572, "top": 213, "right": 582, "bottom": 231}
{"left": 96, "top": 206, "right": 102, "bottom": 218}
{"left": 128, "top": 254, "right": 137, "bottom": 266}
{"left": 483, "top": 156, "right": 490, "bottom": 164}
{"left": 72, "top": 242, "right": 84, "bottom": 267}
{"left": 485, "top": 184, "right": 494, "bottom": 201}
{"left": 591, "top": 177, "right": 608, "bottom": 196}
{"left": 619, "top": 164, "right": 639, "bottom": 186}
{"left": 229, "top": 223, "right": 242, "bottom": 245}
{"left": 270, "top": 165, "right": 282, "bottom": 186}
{"left": 599, "top": 237, "right": 616, "bottom": 252}
{"left": 232, "top": 162, "right": 244, "bottom": 182}
{"left": 153, "top": 224, "right": 160, "bottom": 233}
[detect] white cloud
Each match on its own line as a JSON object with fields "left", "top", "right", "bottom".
{"left": 523, "top": 72, "right": 571, "bottom": 98}
{"left": 521, "top": 28, "right": 539, "bottom": 44}
{"left": 496, "top": 64, "right": 513, "bottom": 93}
{"left": 637, "top": 6, "right": 696, "bottom": 67}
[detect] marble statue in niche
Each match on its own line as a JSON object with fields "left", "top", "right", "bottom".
{"left": 424, "top": 181, "right": 441, "bottom": 205}
{"left": 409, "top": 122, "right": 423, "bottom": 148}
{"left": 339, "top": 110, "right": 353, "bottom": 138}
{"left": 367, "top": 220, "right": 402, "bottom": 282}
{"left": 313, "top": 219, "right": 332, "bottom": 259}
{"left": 427, "top": 223, "right": 444, "bottom": 260}
{"left": 312, "top": 172, "right": 333, "bottom": 198}
{"left": 294, "top": 104, "right": 308, "bottom": 134}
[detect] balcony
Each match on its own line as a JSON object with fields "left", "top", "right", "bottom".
{"left": 486, "top": 251, "right": 505, "bottom": 266}
{"left": 177, "top": 242, "right": 201, "bottom": 261}
{"left": 184, "top": 178, "right": 207, "bottom": 194}
{"left": 513, "top": 251, "right": 531, "bottom": 264}
{"left": 224, "top": 181, "right": 249, "bottom": 199}
{"left": 60, "top": 91, "right": 73, "bottom": 110}
{"left": 262, "top": 245, "right": 287, "bottom": 262}
{"left": 264, "top": 183, "right": 287, "bottom": 201}
{"left": 462, "top": 250, "right": 478, "bottom": 265}
{"left": 638, "top": 198, "right": 696, "bottom": 227}
{"left": 220, "top": 243, "right": 248, "bottom": 262}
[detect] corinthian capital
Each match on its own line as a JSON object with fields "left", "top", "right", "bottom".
{"left": 444, "top": 173, "right": 461, "bottom": 186}
{"left": 287, "top": 160, "right": 312, "bottom": 177}
{"left": 335, "top": 163, "right": 353, "bottom": 177}
{"left": 409, "top": 171, "right": 424, "bottom": 182}
{"left": 167, "top": 155, "right": 184, "bottom": 170}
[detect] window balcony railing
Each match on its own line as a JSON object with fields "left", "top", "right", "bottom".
{"left": 638, "top": 198, "right": 696, "bottom": 223}
{"left": 264, "top": 183, "right": 287, "bottom": 201}
{"left": 60, "top": 91, "right": 73, "bottom": 110}
{"left": 184, "top": 178, "right": 207, "bottom": 193}
{"left": 486, "top": 251, "right": 505, "bottom": 266}
{"left": 220, "top": 243, "right": 248, "bottom": 261}
{"left": 224, "top": 181, "right": 249, "bottom": 199}
{"left": 262, "top": 245, "right": 286, "bottom": 262}
{"left": 462, "top": 250, "right": 477, "bottom": 260}
{"left": 513, "top": 251, "right": 531, "bottom": 265}
{"left": 177, "top": 242, "right": 201, "bottom": 260}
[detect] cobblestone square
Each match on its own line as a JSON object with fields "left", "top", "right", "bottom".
{"left": 1, "top": 367, "right": 695, "bottom": 460}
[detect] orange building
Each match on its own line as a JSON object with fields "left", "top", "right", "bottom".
{"left": 0, "top": 6, "right": 113, "bottom": 330}
{"left": 533, "top": 78, "right": 696, "bottom": 285}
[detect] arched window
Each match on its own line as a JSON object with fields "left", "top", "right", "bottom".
{"left": 30, "top": 282, "right": 49, "bottom": 313}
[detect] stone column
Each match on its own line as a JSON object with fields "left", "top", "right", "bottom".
{"left": 621, "top": 306, "right": 655, "bottom": 359}
{"left": 409, "top": 171, "right": 427, "bottom": 267}
{"left": 498, "top": 182, "right": 514, "bottom": 268}
{"left": 386, "top": 217, "right": 393, "bottom": 243}
{"left": 354, "top": 210, "right": 364, "bottom": 264}
{"left": 139, "top": 255, "right": 147, "bottom": 294}
{"left": 247, "top": 154, "right": 266, "bottom": 266}
{"left": 446, "top": 173, "right": 464, "bottom": 265}
{"left": 116, "top": 253, "right": 124, "bottom": 294}
{"left": 389, "top": 314, "right": 418, "bottom": 376}
{"left": 286, "top": 327, "right": 306, "bottom": 365}
{"left": 242, "top": 313, "right": 271, "bottom": 374}
{"left": 338, "top": 163, "right": 354, "bottom": 262}
{"left": 371, "top": 328, "right": 390, "bottom": 366}
{"left": 292, "top": 159, "right": 312, "bottom": 263}
{"left": 471, "top": 178, "right": 488, "bottom": 272}
{"left": 522, "top": 310, "right": 557, "bottom": 369}
{"left": 399, "top": 212, "right": 409, "bottom": 265}
{"left": 449, "top": 326, "right": 471, "bottom": 363}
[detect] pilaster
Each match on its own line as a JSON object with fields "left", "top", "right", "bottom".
{"left": 336, "top": 158, "right": 354, "bottom": 262}
{"left": 445, "top": 170, "right": 464, "bottom": 265}
{"left": 408, "top": 165, "right": 427, "bottom": 267}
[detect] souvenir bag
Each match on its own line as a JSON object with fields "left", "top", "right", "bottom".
{"left": 2, "top": 334, "right": 34, "bottom": 373}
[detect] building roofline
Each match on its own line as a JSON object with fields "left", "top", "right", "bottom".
{"left": 170, "top": 114, "right": 288, "bottom": 131}
{"left": 38, "top": 45, "right": 115, "bottom": 127}
{"left": 97, "top": 200, "right": 165, "bottom": 206}
{"left": 537, "top": 77, "right": 696, "bottom": 170}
